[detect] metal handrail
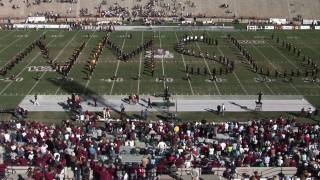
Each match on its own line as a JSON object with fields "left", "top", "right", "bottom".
{"left": 260, "top": 167, "right": 297, "bottom": 178}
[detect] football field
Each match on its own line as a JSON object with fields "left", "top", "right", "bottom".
{"left": 0, "top": 29, "right": 319, "bottom": 108}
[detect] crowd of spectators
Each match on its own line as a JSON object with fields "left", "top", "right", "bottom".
{"left": 0, "top": 0, "right": 73, "bottom": 20}
{"left": 0, "top": 0, "right": 202, "bottom": 24}
{"left": 0, "top": 114, "right": 319, "bottom": 179}
{"left": 98, "top": 0, "right": 197, "bottom": 19}
{"left": 0, "top": 0, "right": 76, "bottom": 10}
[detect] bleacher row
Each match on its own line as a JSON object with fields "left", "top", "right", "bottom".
{"left": 247, "top": 25, "right": 320, "bottom": 31}
{"left": 0, "top": 0, "right": 320, "bottom": 20}
{"left": 4, "top": 166, "right": 297, "bottom": 179}
{"left": 0, "top": 115, "right": 319, "bottom": 180}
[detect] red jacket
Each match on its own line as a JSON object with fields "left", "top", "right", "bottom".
{"left": 99, "top": 169, "right": 113, "bottom": 180}
{"left": 34, "top": 171, "right": 44, "bottom": 180}
{"left": 44, "top": 172, "right": 54, "bottom": 180}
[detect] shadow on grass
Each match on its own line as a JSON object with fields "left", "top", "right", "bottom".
{"left": 132, "top": 113, "right": 142, "bottom": 119}
{"left": 47, "top": 78, "right": 122, "bottom": 115}
{"left": 229, "top": 101, "right": 254, "bottom": 111}
{"left": 204, "top": 108, "right": 216, "bottom": 114}
{"left": 156, "top": 114, "right": 168, "bottom": 121}
{"left": 47, "top": 77, "right": 170, "bottom": 120}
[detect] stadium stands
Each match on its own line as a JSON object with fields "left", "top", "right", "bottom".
{"left": 0, "top": 0, "right": 320, "bottom": 20}
{"left": 0, "top": 0, "right": 320, "bottom": 180}
{"left": 0, "top": 116, "right": 319, "bottom": 179}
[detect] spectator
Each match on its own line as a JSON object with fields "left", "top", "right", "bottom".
{"left": 0, "top": 114, "right": 318, "bottom": 179}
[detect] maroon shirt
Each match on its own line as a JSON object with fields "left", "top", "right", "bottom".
{"left": 34, "top": 171, "right": 44, "bottom": 180}
{"left": 44, "top": 172, "right": 54, "bottom": 180}
{"left": 99, "top": 169, "right": 113, "bottom": 180}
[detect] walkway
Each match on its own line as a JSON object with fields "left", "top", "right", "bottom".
{"left": 18, "top": 95, "right": 315, "bottom": 112}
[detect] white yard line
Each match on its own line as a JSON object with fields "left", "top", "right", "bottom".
{"left": 137, "top": 31, "right": 144, "bottom": 95}
{"left": 158, "top": 31, "right": 166, "bottom": 89}
{"left": 192, "top": 33, "right": 221, "bottom": 95}
{"left": 206, "top": 32, "right": 248, "bottom": 95}
{"left": 0, "top": 31, "right": 15, "bottom": 40}
{"left": 53, "top": 79, "right": 65, "bottom": 95}
{"left": 174, "top": 32, "right": 194, "bottom": 95}
{"left": 289, "top": 82, "right": 301, "bottom": 94}
{"left": 265, "top": 82, "right": 276, "bottom": 95}
{"left": 109, "top": 32, "right": 128, "bottom": 95}
{"left": 250, "top": 44, "right": 278, "bottom": 70}
{"left": 26, "top": 31, "right": 80, "bottom": 95}
{"left": 0, "top": 31, "right": 33, "bottom": 68}
{"left": 246, "top": 44, "right": 278, "bottom": 94}
{"left": 263, "top": 40, "right": 303, "bottom": 94}
{"left": 285, "top": 32, "right": 320, "bottom": 56}
{"left": 84, "top": 32, "right": 109, "bottom": 90}
{"left": 84, "top": 75, "right": 91, "bottom": 89}
{"left": 0, "top": 37, "right": 23, "bottom": 55}
{"left": 265, "top": 41, "right": 298, "bottom": 69}
{"left": 55, "top": 31, "right": 96, "bottom": 95}
{"left": 241, "top": 36, "right": 280, "bottom": 94}
{"left": 288, "top": 35, "right": 320, "bottom": 90}
{"left": 0, "top": 31, "right": 41, "bottom": 67}
{"left": 300, "top": 42, "right": 320, "bottom": 56}
{"left": 0, "top": 31, "right": 54, "bottom": 95}
{"left": 26, "top": 71, "right": 47, "bottom": 95}
{"left": 76, "top": 31, "right": 97, "bottom": 64}
{"left": 294, "top": 38, "right": 320, "bottom": 92}
{"left": 0, "top": 32, "right": 34, "bottom": 68}
{"left": 52, "top": 31, "right": 80, "bottom": 63}
{"left": 233, "top": 72, "right": 249, "bottom": 94}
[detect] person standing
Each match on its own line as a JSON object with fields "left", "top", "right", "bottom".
{"left": 103, "top": 108, "right": 107, "bottom": 120}
{"left": 144, "top": 109, "right": 149, "bottom": 120}
{"left": 120, "top": 103, "right": 125, "bottom": 120}
{"left": 106, "top": 107, "right": 111, "bottom": 118}
{"left": 81, "top": 164, "right": 90, "bottom": 180}
{"left": 307, "top": 107, "right": 313, "bottom": 118}
{"left": 93, "top": 96, "right": 97, "bottom": 107}
{"left": 257, "top": 91, "right": 263, "bottom": 104}
{"left": 147, "top": 97, "right": 152, "bottom": 108}
{"left": 221, "top": 103, "right": 225, "bottom": 116}
{"left": 191, "top": 166, "right": 199, "bottom": 180}
{"left": 138, "top": 165, "right": 146, "bottom": 179}
{"left": 120, "top": 104, "right": 125, "bottom": 113}
{"left": 140, "top": 110, "right": 144, "bottom": 120}
{"left": 164, "top": 86, "right": 169, "bottom": 101}
{"left": 217, "top": 104, "right": 221, "bottom": 115}
{"left": 34, "top": 94, "right": 39, "bottom": 106}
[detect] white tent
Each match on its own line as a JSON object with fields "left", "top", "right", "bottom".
{"left": 26, "top": 16, "right": 46, "bottom": 23}
{"left": 269, "top": 18, "right": 287, "bottom": 25}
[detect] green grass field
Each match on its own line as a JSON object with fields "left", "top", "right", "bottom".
{"left": 0, "top": 29, "right": 319, "bottom": 109}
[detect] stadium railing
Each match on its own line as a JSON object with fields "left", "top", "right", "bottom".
{"left": 3, "top": 165, "right": 298, "bottom": 179}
